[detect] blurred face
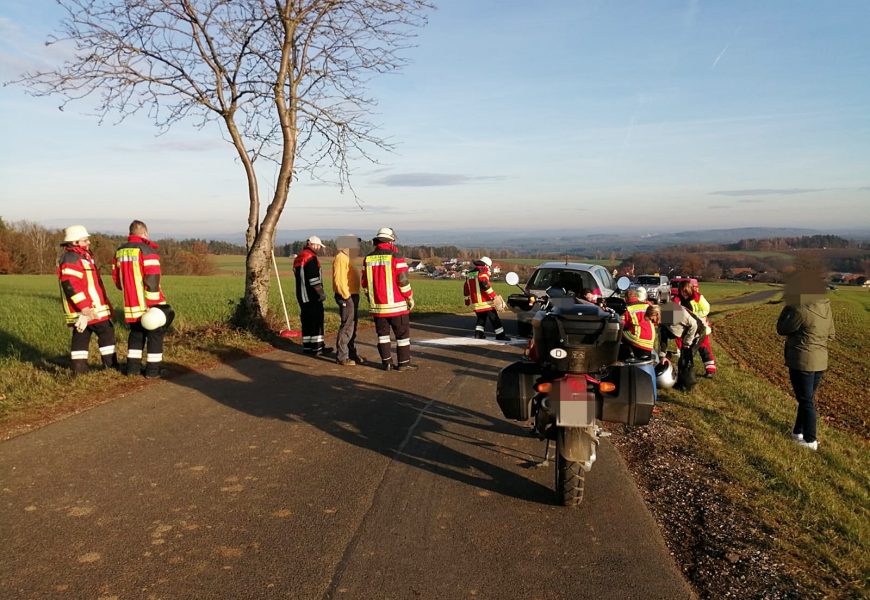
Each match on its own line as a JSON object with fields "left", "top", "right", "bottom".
{"left": 74, "top": 238, "right": 91, "bottom": 249}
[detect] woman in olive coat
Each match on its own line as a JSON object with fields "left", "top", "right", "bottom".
{"left": 776, "top": 273, "right": 836, "bottom": 450}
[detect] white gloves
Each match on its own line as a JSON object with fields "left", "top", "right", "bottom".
{"left": 74, "top": 313, "right": 90, "bottom": 333}
{"left": 407, "top": 297, "right": 415, "bottom": 311}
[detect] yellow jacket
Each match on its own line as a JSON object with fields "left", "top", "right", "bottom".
{"left": 332, "top": 250, "right": 360, "bottom": 299}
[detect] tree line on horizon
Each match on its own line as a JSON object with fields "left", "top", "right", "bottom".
{"left": 2, "top": 218, "right": 867, "bottom": 280}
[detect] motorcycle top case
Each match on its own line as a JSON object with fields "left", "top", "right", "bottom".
{"left": 531, "top": 303, "right": 621, "bottom": 373}
{"left": 496, "top": 360, "right": 542, "bottom": 421}
{"left": 600, "top": 361, "right": 656, "bottom": 427}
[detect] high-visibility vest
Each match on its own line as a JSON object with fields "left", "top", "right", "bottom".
{"left": 464, "top": 267, "right": 495, "bottom": 312}
{"left": 622, "top": 301, "right": 655, "bottom": 351}
{"left": 112, "top": 236, "right": 166, "bottom": 322}
{"left": 58, "top": 247, "right": 113, "bottom": 325}
{"left": 361, "top": 243, "right": 412, "bottom": 317}
{"left": 682, "top": 293, "right": 712, "bottom": 335}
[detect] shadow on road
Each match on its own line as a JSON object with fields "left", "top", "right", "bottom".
{"left": 167, "top": 347, "right": 554, "bottom": 506}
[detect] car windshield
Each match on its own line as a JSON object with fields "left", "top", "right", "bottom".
{"left": 637, "top": 276, "right": 660, "bottom": 285}
{"left": 527, "top": 268, "right": 597, "bottom": 295}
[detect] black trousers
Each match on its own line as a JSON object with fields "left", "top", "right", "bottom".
{"left": 374, "top": 314, "right": 411, "bottom": 366}
{"left": 300, "top": 301, "right": 325, "bottom": 352}
{"left": 474, "top": 310, "right": 504, "bottom": 338}
{"left": 70, "top": 320, "right": 117, "bottom": 372}
{"left": 127, "top": 320, "right": 166, "bottom": 364}
{"left": 335, "top": 294, "right": 360, "bottom": 362}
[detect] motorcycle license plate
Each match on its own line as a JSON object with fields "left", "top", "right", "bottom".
{"left": 553, "top": 379, "right": 596, "bottom": 427}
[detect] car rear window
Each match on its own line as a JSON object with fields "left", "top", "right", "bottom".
{"left": 637, "top": 276, "right": 660, "bottom": 285}
{"left": 527, "top": 268, "right": 597, "bottom": 294}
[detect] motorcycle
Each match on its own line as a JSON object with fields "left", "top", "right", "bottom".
{"left": 496, "top": 272, "right": 657, "bottom": 507}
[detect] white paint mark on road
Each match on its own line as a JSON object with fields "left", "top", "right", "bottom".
{"left": 415, "top": 336, "right": 526, "bottom": 347}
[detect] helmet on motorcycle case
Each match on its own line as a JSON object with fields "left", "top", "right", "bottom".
{"left": 635, "top": 287, "right": 648, "bottom": 302}
{"left": 655, "top": 358, "right": 676, "bottom": 389}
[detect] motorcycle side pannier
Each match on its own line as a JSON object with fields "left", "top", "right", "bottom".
{"left": 532, "top": 304, "right": 621, "bottom": 373}
{"left": 496, "top": 360, "right": 541, "bottom": 421}
{"left": 599, "top": 362, "right": 656, "bottom": 426}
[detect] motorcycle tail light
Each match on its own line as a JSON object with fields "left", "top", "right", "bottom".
{"left": 599, "top": 381, "right": 617, "bottom": 393}
{"left": 534, "top": 382, "right": 552, "bottom": 393}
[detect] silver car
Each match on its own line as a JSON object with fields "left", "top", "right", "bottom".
{"left": 514, "top": 262, "right": 617, "bottom": 336}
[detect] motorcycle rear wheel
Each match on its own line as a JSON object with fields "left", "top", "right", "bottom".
{"left": 555, "top": 437, "right": 586, "bottom": 507}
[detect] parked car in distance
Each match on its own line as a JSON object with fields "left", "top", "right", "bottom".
{"left": 632, "top": 274, "right": 670, "bottom": 304}
{"left": 512, "top": 261, "right": 618, "bottom": 336}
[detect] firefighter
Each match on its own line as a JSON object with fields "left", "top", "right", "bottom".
{"left": 112, "top": 220, "right": 173, "bottom": 378}
{"left": 294, "top": 236, "right": 331, "bottom": 355}
{"left": 464, "top": 256, "right": 508, "bottom": 340}
{"left": 58, "top": 225, "right": 118, "bottom": 374}
{"left": 619, "top": 288, "right": 655, "bottom": 360}
{"left": 678, "top": 280, "right": 717, "bottom": 378}
{"left": 361, "top": 227, "right": 418, "bottom": 371}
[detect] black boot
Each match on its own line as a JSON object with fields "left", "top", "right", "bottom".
{"left": 71, "top": 359, "right": 89, "bottom": 376}
{"left": 126, "top": 358, "right": 142, "bottom": 377}
{"left": 102, "top": 353, "right": 120, "bottom": 370}
{"left": 144, "top": 362, "right": 162, "bottom": 379}
{"left": 474, "top": 331, "right": 485, "bottom": 339}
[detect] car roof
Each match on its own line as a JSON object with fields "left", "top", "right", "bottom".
{"left": 533, "top": 262, "right": 601, "bottom": 271}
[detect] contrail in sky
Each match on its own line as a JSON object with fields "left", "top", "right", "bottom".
{"left": 712, "top": 43, "right": 730, "bottom": 69}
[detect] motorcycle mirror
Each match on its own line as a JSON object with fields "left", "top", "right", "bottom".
{"left": 616, "top": 276, "right": 632, "bottom": 291}
{"left": 505, "top": 272, "right": 520, "bottom": 286}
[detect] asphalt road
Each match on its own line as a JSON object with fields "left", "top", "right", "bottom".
{"left": 1, "top": 314, "right": 694, "bottom": 600}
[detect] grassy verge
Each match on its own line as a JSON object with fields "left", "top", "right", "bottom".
{"left": 655, "top": 287, "right": 869, "bottom": 596}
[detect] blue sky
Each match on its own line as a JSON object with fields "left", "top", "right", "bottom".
{"left": 1, "top": 0, "right": 869, "bottom": 238}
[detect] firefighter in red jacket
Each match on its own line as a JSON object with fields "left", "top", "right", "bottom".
{"left": 619, "top": 288, "right": 655, "bottom": 360}
{"left": 112, "top": 220, "right": 172, "bottom": 378}
{"left": 464, "top": 256, "right": 509, "bottom": 340}
{"left": 58, "top": 225, "right": 118, "bottom": 374}
{"left": 361, "top": 227, "right": 418, "bottom": 371}
{"left": 294, "top": 236, "right": 332, "bottom": 355}
{"left": 678, "top": 280, "right": 717, "bottom": 378}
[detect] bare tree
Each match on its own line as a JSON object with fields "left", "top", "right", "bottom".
{"left": 14, "top": 0, "right": 431, "bottom": 327}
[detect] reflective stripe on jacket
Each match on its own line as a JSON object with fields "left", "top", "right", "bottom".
{"left": 622, "top": 301, "right": 655, "bottom": 351}
{"left": 112, "top": 236, "right": 165, "bottom": 322}
{"left": 58, "top": 247, "right": 112, "bottom": 325}
{"left": 682, "top": 292, "right": 712, "bottom": 335}
{"left": 361, "top": 243, "right": 412, "bottom": 317}
{"left": 293, "top": 248, "right": 323, "bottom": 304}
{"left": 464, "top": 266, "right": 495, "bottom": 312}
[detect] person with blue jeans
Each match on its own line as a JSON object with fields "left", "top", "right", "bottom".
{"left": 776, "top": 272, "right": 835, "bottom": 451}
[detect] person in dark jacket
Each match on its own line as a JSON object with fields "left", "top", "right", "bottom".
{"left": 776, "top": 271, "right": 835, "bottom": 451}
{"left": 294, "top": 236, "right": 332, "bottom": 356}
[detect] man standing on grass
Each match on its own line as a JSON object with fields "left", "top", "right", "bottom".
{"left": 113, "top": 220, "right": 173, "bottom": 378}
{"left": 332, "top": 236, "right": 365, "bottom": 366}
{"left": 294, "top": 236, "right": 332, "bottom": 356}
{"left": 361, "top": 227, "right": 418, "bottom": 371}
{"left": 58, "top": 225, "right": 118, "bottom": 375}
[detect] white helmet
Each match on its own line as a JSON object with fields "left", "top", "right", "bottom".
{"left": 375, "top": 227, "right": 396, "bottom": 242}
{"left": 480, "top": 256, "right": 492, "bottom": 267}
{"left": 141, "top": 306, "right": 167, "bottom": 331}
{"left": 306, "top": 235, "right": 323, "bottom": 247}
{"left": 62, "top": 225, "right": 90, "bottom": 243}
{"left": 655, "top": 358, "right": 676, "bottom": 389}
{"left": 635, "top": 287, "right": 648, "bottom": 302}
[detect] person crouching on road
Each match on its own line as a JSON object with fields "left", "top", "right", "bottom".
{"left": 112, "top": 220, "right": 173, "bottom": 378}
{"left": 361, "top": 227, "right": 418, "bottom": 371}
{"left": 618, "top": 288, "right": 655, "bottom": 361}
{"left": 464, "top": 256, "right": 509, "bottom": 340}
{"left": 294, "top": 236, "right": 332, "bottom": 356}
{"left": 58, "top": 225, "right": 118, "bottom": 375}
{"left": 332, "top": 236, "right": 365, "bottom": 366}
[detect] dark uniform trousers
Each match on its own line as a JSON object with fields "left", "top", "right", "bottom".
{"left": 301, "top": 301, "right": 326, "bottom": 353}
{"left": 71, "top": 320, "right": 117, "bottom": 374}
{"left": 474, "top": 310, "right": 505, "bottom": 339}
{"left": 127, "top": 320, "right": 166, "bottom": 376}
{"left": 374, "top": 313, "right": 411, "bottom": 366}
